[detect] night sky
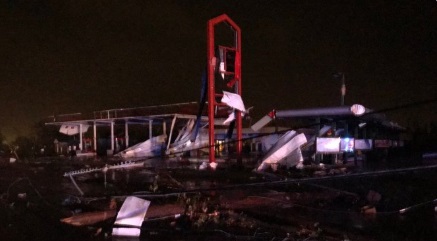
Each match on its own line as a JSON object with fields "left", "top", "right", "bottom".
{"left": 1, "top": 0, "right": 436, "bottom": 140}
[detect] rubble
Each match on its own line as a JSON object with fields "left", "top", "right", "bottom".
{"left": 2, "top": 158, "right": 437, "bottom": 240}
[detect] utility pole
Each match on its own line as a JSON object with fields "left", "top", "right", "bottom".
{"left": 340, "top": 73, "right": 346, "bottom": 106}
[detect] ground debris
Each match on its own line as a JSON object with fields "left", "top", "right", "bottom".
{"left": 60, "top": 210, "right": 117, "bottom": 226}
{"left": 3, "top": 158, "right": 437, "bottom": 240}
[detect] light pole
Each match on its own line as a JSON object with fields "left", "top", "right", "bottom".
{"left": 333, "top": 72, "right": 348, "bottom": 164}
{"left": 340, "top": 73, "right": 346, "bottom": 106}
{"left": 333, "top": 72, "right": 346, "bottom": 106}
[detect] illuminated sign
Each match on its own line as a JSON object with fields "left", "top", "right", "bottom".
{"left": 354, "top": 139, "right": 373, "bottom": 150}
{"left": 316, "top": 137, "right": 340, "bottom": 153}
{"left": 340, "top": 138, "right": 355, "bottom": 152}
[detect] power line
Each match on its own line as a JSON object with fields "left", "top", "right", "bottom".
{"left": 363, "top": 97, "right": 437, "bottom": 116}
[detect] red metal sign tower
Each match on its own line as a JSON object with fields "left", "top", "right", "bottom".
{"left": 207, "top": 14, "right": 242, "bottom": 165}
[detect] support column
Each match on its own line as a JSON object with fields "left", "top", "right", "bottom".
{"left": 93, "top": 122, "right": 97, "bottom": 152}
{"left": 125, "top": 122, "right": 129, "bottom": 147}
{"left": 166, "top": 115, "right": 177, "bottom": 151}
{"left": 315, "top": 118, "right": 321, "bottom": 164}
{"left": 149, "top": 119, "right": 153, "bottom": 139}
{"left": 79, "top": 124, "right": 83, "bottom": 151}
{"left": 110, "top": 121, "right": 115, "bottom": 153}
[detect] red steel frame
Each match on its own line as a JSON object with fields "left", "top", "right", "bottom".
{"left": 207, "top": 14, "right": 242, "bottom": 164}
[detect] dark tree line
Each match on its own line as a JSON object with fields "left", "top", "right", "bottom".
{"left": 407, "top": 122, "right": 437, "bottom": 153}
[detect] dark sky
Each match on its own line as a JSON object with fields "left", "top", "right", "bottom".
{"left": 1, "top": 0, "right": 436, "bottom": 140}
